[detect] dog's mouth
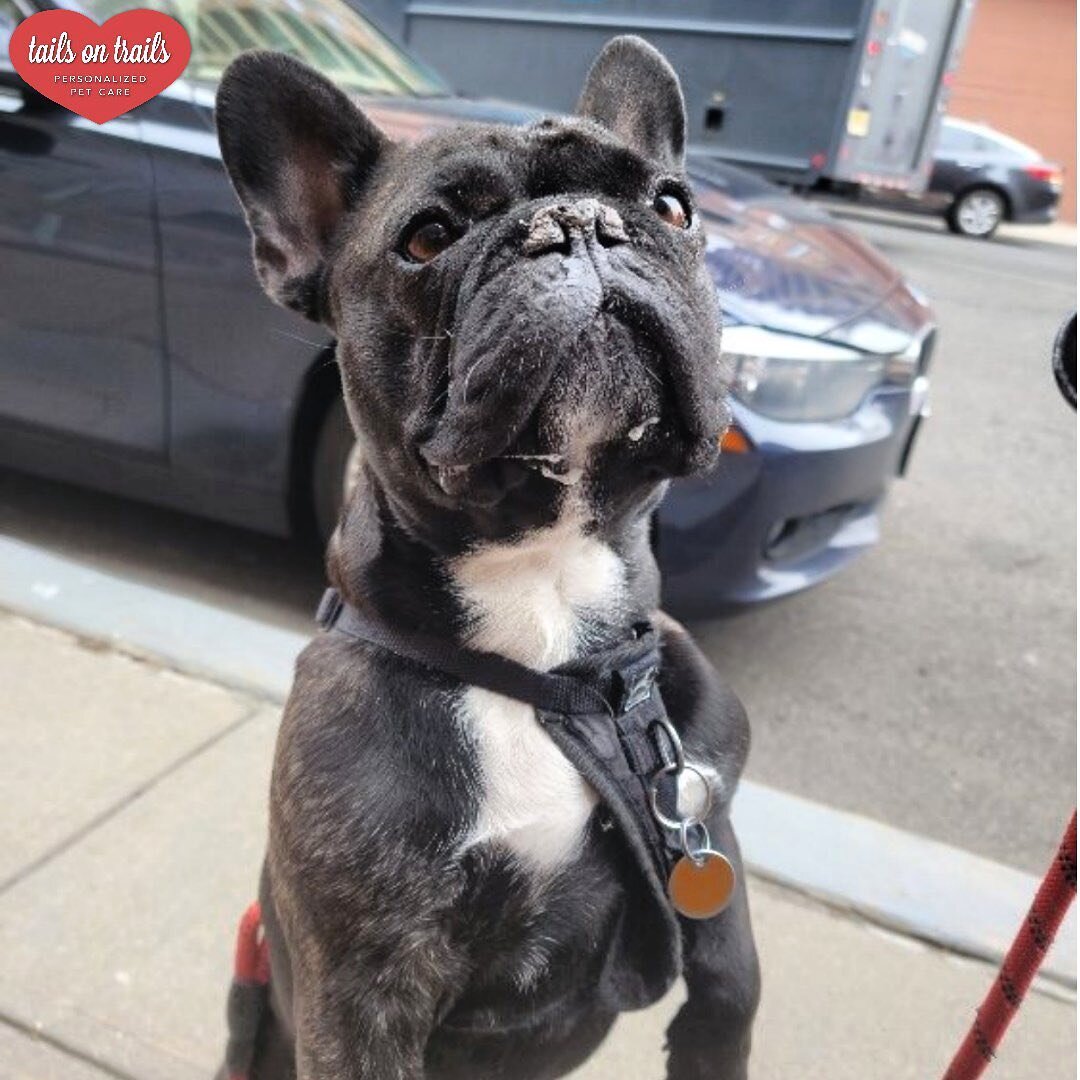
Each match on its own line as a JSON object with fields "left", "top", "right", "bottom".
{"left": 418, "top": 326, "right": 687, "bottom": 503}
{"left": 419, "top": 349, "right": 694, "bottom": 505}
{"left": 424, "top": 452, "right": 593, "bottom": 502}
{"left": 495, "top": 452, "right": 586, "bottom": 487}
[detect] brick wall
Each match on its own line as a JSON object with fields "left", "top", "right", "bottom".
{"left": 949, "top": 0, "right": 1077, "bottom": 221}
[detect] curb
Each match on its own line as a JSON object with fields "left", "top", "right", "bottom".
{"left": 1, "top": 533, "right": 1074, "bottom": 990}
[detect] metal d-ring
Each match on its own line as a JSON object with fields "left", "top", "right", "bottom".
{"left": 648, "top": 761, "right": 715, "bottom": 831}
{"left": 680, "top": 817, "right": 712, "bottom": 866}
{"left": 651, "top": 715, "right": 686, "bottom": 773}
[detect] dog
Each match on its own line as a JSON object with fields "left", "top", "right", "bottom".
{"left": 214, "top": 35, "right": 760, "bottom": 1080}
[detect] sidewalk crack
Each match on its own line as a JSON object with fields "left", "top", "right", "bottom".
{"left": 0, "top": 702, "right": 264, "bottom": 897}
{"left": 0, "top": 1010, "right": 140, "bottom": 1080}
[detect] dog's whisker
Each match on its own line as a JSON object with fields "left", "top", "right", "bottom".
{"left": 269, "top": 328, "right": 329, "bottom": 348}
{"left": 460, "top": 358, "right": 484, "bottom": 405}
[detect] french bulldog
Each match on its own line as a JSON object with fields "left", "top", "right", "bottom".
{"left": 215, "top": 35, "right": 759, "bottom": 1080}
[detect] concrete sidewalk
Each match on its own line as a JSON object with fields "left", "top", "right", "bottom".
{"left": 1, "top": 612, "right": 1074, "bottom": 1080}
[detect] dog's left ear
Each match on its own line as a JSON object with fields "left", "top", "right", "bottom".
{"left": 576, "top": 35, "right": 686, "bottom": 169}
{"left": 215, "top": 51, "right": 388, "bottom": 321}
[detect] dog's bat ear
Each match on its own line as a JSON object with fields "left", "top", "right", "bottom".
{"left": 215, "top": 51, "right": 388, "bottom": 321}
{"left": 576, "top": 36, "right": 686, "bottom": 170}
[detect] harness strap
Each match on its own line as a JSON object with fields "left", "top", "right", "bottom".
{"left": 314, "top": 586, "right": 684, "bottom": 1008}
{"left": 316, "top": 587, "right": 649, "bottom": 716}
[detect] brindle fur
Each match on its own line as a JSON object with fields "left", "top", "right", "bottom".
{"left": 215, "top": 36, "right": 760, "bottom": 1079}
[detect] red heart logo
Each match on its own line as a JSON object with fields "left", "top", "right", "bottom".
{"left": 10, "top": 8, "right": 191, "bottom": 125}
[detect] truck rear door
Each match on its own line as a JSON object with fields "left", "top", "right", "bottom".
{"left": 829, "top": 0, "right": 976, "bottom": 193}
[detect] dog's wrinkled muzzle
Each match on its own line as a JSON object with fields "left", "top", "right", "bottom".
{"left": 419, "top": 201, "right": 610, "bottom": 471}
{"left": 418, "top": 197, "right": 727, "bottom": 491}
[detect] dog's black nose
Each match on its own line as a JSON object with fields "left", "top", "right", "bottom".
{"left": 523, "top": 198, "right": 629, "bottom": 256}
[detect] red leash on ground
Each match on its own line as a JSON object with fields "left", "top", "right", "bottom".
{"left": 943, "top": 811, "right": 1076, "bottom": 1080}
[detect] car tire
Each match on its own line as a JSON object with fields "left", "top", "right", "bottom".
{"left": 312, "top": 395, "right": 363, "bottom": 543}
{"left": 946, "top": 187, "right": 1006, "bottom": 238}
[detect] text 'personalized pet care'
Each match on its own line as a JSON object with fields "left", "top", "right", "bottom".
{"left": 10, "top": 8, "right": 191, "bottom": 124}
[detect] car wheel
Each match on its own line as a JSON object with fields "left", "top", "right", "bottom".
{"left": 312, "top": 395, "right": 364, "bottom": 543}
{"left": 947, "top": 187, "right": 1006, "bottom": 238}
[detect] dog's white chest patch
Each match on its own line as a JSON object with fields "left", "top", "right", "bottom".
{"left": 457, "top": 687, "right": 595, "bottom": 870}
{"left": 450, "top": 515, "right": 625, "bottom": 872}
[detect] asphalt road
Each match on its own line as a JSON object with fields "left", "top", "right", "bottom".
{"left": 697, "top": 208, "right": 1076, "bottom": 874}
{"left": 0, "top": 208, "right": 1074, "bottom": 873}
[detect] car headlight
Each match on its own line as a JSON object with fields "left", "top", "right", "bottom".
{"left": 721, "top": 324, "right": 918, "bottom": 423}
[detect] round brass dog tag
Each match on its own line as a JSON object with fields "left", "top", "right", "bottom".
{"left": 668, "top": 850, "right": 736, "bottom": 920}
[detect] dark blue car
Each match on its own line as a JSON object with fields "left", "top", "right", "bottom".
{"left": 867, "top": 117, "right": 1064, "bottom": 239}
{"left": 0, "top": 0, "right": 934, "bottom": 615}
{"left": 931, "top": 118, "right": 1063, "bottom": 238}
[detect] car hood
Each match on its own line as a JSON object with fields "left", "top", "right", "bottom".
{"left": 689, "top": 165, "right": 907, "bottom": 336}
{"left": 364, "top": 96, "right": 911, "bottom": 339}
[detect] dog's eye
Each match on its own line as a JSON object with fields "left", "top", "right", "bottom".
{"left": 403, "top": 219, "right": 457, "bottom": 263}
{"left": 653, "top": 191, "right": 691, "bottom": 229}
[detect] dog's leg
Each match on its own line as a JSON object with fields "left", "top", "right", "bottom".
{"left": 664, "top": 820, "right": 760, "bottom": 1080}
{"left": 282, "top": 902, "right": 467, "bottom": 1080}
{"left": 290, "top": 962, "right": 438, "bottom": 1080}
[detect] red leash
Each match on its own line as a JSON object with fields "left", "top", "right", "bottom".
{"left": 943, "top": 811, "right": 1076, "bottom": 1079}
{"left": 233, "top": 900, "right": 270, "bottom": 985}
{"left": 226, "top": 900, "right": 271, "bottom": 1080}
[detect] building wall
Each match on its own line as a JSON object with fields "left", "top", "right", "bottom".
{"left": 949, "top": 0, "right": 1077, "bottom": 221}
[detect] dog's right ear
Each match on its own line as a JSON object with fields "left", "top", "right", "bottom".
{"left": 215, "top": 51, "right": 388, "bottom": 321}
{"left": 577, "top": 36, "right": 685, "bottom": 170}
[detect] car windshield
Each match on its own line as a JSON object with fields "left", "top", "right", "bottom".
{"left": 938, "top": 121, "right": 978, "bottom": 153}
{"left": 75, "top": 0, "right": 450, "bottom": 97}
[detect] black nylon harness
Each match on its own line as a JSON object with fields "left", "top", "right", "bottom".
{"left": 315, "top": 586, "right": 689, "bottom": 1005}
